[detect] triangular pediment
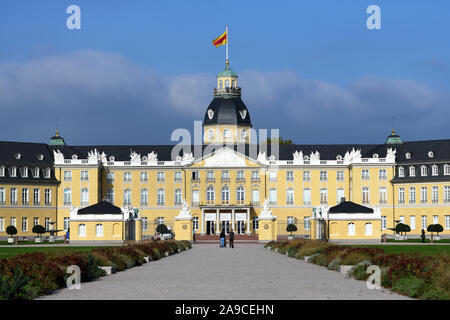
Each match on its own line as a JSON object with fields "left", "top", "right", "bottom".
{"left": 189, "top": 147, "right": 262, "bottom": 168}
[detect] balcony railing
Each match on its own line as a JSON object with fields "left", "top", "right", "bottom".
{"left": 214, "top": 87, "right": 241, "bottom": 96}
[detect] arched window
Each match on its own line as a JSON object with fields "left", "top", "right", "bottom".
{"left": 223, "top": 129, "right": 231, "bottom": 139}
{"left": 78, "top": 224, "right": 86, "bottom": 237}
{"left": 219, "top": 80, "right": 223, "bottom": 89}
{"left": 237, "top": 187, "right": 245, "bottom": 203}
{"left": 365, "top": 223, "right": 373, "bottom": 236}
{"left": 231, "top": 79, "right": 235, "bottom": 88}
{"left": 206, "top": 186, "right": 215, "bottom": 203}
{"left": 348, "top": 223, "right": 355, "bottom": 236}
{"left": 221, "top": 186, "right": 230, "bottom": 203}
{"left": 224, "top": 79, "right": 230, "bottom": 88}
{"left": 96, "top": 224, "right": 103, "bottom": 237}
{"left": 421, "top": 166, "right": 427, "bottom": 176}
{"left": 409, "top": 166, "right": 416, "bottom": 177}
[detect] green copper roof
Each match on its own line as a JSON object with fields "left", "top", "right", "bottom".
{"left": 218, "top": 66, "right": 238, "bottom": 77}
{"left": 48, "top": 131, "right": 66, "bottom": 146}
{"left": 385, "top": 129, "right": 403, "bottom": 145}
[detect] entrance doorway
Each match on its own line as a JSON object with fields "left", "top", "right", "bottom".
{"left": 221, "top": 221, "right": 230, "bottom": 234}
{"left": 236, "top": 221, "right": 245, "bottom": 235}
{"left": 206, "top": 221, "right": 215, "bottom": 235}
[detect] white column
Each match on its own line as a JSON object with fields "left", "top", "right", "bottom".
{"left": 216, "top": 209, "right": 220, "bottom": 234}
{"left": 231, "top": 208, "right": 235, "bottom": 232}
{"left": 201, "top": 208, "right": 204, "bottom": 235}
{"left": 246, "top": 208, "right": 251, "bottom": 234}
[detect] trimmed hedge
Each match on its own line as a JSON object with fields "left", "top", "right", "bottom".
{"left": 0, "top": 240, "right": 191, "bottom": 300}
{"left": 265, "top": 240, "right": 450, "bottom": 300}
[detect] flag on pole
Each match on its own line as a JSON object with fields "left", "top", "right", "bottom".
{"left": 212, "top": 30, "right": 228, "bottom": 47}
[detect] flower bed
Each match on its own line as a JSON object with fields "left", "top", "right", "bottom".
{"left": 0, "top": 240, "right": 191, "bottom": 300}
{"left": 265, "top": 240, "right": 450, "bottom": 300}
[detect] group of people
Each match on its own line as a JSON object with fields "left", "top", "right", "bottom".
{"left": 220, "top": 228, "right": 235, "bottom": 248}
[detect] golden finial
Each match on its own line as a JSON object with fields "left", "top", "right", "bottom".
{"left": 55, "top": 129, "right": 59, "bottom": 137}
{"left": 392, "top": 128, "right": 395, "bottom": 135}
{"left": 226, "top": 59, "right": 229, "bottom": 68}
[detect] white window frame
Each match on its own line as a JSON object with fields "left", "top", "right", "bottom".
{"left": 348, "top": 223, "right": 355, "bottom": 236}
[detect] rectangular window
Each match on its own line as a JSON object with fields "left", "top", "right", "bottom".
{"left": 421, "top": 187, "right": 428, "bottom": 204}
{"left": 174, "top": 189, "right": 182, "bottom": 205}
{"left": 286, "top": 188, "right": 294, "bottom": 205}
{"left": 251, "top": 170, "right": 260, "bottom": 181}
{"left": 269, "top": 171, "right": 277, "bottom": 182}
{"left": 191, "top": 171, "right": 199, "bottom": 181}
{"left": 303, "top": 171, "right": 311, "bottom": 182}
{"left": 107, "top": 189, "right": 114, "bottom": 204}
{"left": 362, "top": 169, "right": 370, "bottom": 180}
{"left": 409, "top": 187, "right": 416, "bottom": 204}
{"left": 33, "top": 217, "right": 39, "bottom": 227}
{"left": 410, "top": 216, "right": 416, "bottom": 230}
{"left": 81, "top": 171, "right": 89, "bottom": 181}
{"left": 398, "top": 167, "right": 405, "bottom": 177}
{"left": 64, "top": 171, "right": 72, "bottom": 181}
{"left": 22, "top": 218, "right": 28, "bottom": 232}
{"left": 140, "top": 172, "right": 148, "bottom": 182}
{"left": 193, "top": 217, "right": 199, "bottom": 230}
{"left": 379, "top": 187, "right": 387, "bottom": 204}
{"left": 11, "top": 217, "right": 16, "bottom": 227}
{"left": 0, "top": 188, "right": 5, "bottom": 204}
{"left": 320, "top": 189, "right": 328, "bottom": 205}
{"left": 157, "top": 189, "right": 165, "bottom": 206}
{"left": 337, "top": 188, "right": 345, "bottom": 204}
{"left": 379, "top": 169, "right": 387, "bottom": 180}
{"left": 398, "top": 188, "right": 405, "bottom": 204}
{"left": 22, "top": 188, "right": 29, "bottom": 205}
{"left": 304, "top": 217, "right": 310, "bottom": 230}
{"left": 444, "top": 186, "right": 450, "bottom": 203}
{"left": 348, "top": 223, "right": 355, "bottom": 236}
{"left": 124, "top": 172, "right": 132, "bottom": 182}
{"left": 336, "top": 171, "right": 344, "bottom": 182}
{"left": 33, "top": 188, "right": 40, "bottom": 206}
{"left": 422, "top": 216, "right": 427, "bottom": 229}
{"left": 445, "top": 216, "right": 450, "bottom": 230}
{"left": 252, "top": 217, "right": 259, "bottom": 231}
{"left": 252, "top": 189, "right": 259, "bottom": 204}
{"left": 433, "top": 215, "right": 439, "bottom": 225}
{"left": 399, "top": 216, "right": 405, "bottom": 223}
{"left": 381, "top": 216, "right": 387, "bottom": 230}
{"left": 107, "top": 172, "right": 115, "bottom": 182}
{"left": 124, "top": 189, "right": 131, "bottom": 206}
{"left": 286, "top": 171, "right": 294, "bottom": 181}
{"left": 192, "top": 190, "right": 199, "bottom": 205}
{"left": 64, "top": 217, "right": 70, "bottom": 231}
{"left": 432, "top": 186, "right": 439, "bottom": 203}
{"left": 221, "top": 171, "right": 230, "bottom": 181}
{"left": 320, "top": 171, "right": 328, "bottom": 182}
{"left": 157, "top": 217, "right": 164, "bottom": 225}
{"left": 45, "top": 218, "right": 50, "bottom": 230}
{"left": 44, "top": 189, "right": 51, "bottom": 205}
{"left": 237, "top": 170, "right": 245, "bottom": 181}
{"left": 362, "top": 187, "right": 370, "bottom": 204}
{"left": 303, "top": 189, "right": 311, "bottom": 205}
{"left": 174, "top": 171, "right": 182, "bottom": 182}
{"left": 81, "top": 188, "right": 89, "bottom": 206}
{"left": 140, "top": 189, "right": 148, "bottom": 206}
{"left": 10, "top": 188, "right": 17, "bottom": 205}
{"left": 142, "top": 217, "right": 148, "bottom": 231}
{"left": 269, "top": 189, "right": 277, "bottom": 205}
{"left": 0, "top": 217, "right": 4, "bottom": 231}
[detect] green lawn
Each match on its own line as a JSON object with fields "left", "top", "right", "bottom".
{"left": 351, "top": 244, "right": 450, "bottom": 256}
{"left": 0, "top": 246, "right": 112, "bottom": 259}
{"left": 387, "top": 238, "right": 450, "bottom": 243}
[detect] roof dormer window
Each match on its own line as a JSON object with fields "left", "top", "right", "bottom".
{"left": 405, "top": 152, "right": 411, "bottom": 159}
{"left": 398, "top": 166, "right": 405, "bottom": 177}
{"left": 109, "top": 156, "right": 115, "bottom": 161}
{"left": 32, "top": 167, "right": 40, "bottom": 178}
{"left": 21, "top": 167, "right": 28, "bottom": 178}
{"left": 432, "top": 165, "right": 439, "bottom": 176}
{"left": 44, "top": 168, "right": 51, "bottom": 178}
{"left": 409, "top": 166, "right": 416, "bottom": 177}
{"left": 37, "top": 154, "right": 44, "bottom": 160}
{"left": 72, "top": 154, "right": 78, "bottom": 160}
{"left": 336, "top": 155, "right": 342, "bottom": 161}
{"left": 421, "top": 166, "right": 427, "bottom": 176}
{"left": 428, "top": 151, "right": 434, "bottom": 158}
{"left": 9, "top": 167, "right": 17, "bottom": 177}
{"left": 14, "top": 153, "right": 21, "bottom": 160}
{"left": 373, "top": 153, "right": 379, "bottom": 158}
{"left": 444, "top": 164, "right": 450, "bottom": 176}
{"left": 0, "top": 166, "right": 4, "bottom": 177}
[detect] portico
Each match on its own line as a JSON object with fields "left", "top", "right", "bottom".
{"left": 200, "top": 205, "right": 252, "bottom": 235}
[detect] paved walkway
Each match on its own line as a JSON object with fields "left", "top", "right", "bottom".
{"left": 40, "top": 244, "right": 408, "bottom": 300}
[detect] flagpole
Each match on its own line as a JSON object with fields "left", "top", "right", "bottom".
{"left": 226, "top": 25, "right": 229, "bottom": 67}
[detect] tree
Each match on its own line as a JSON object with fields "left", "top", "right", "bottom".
{"left": 286, "top": 224, "right": 298, "bottom": 235}
{"left": 6, "top": 225, "right": 17, "bottom": 237}
{"left": 427, "top": 224, "right": 444, "bottom": 237}
{"left": 32, "top": 225, "right": 46, "bottom": 238}
{"left": 395, "top": 223, "right": 411, "bottom": 236}
{"left": 156, "top": 224, "right": 168, "bottom": 235}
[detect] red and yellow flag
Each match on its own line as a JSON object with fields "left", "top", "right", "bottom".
{"left": 212, "top": 30, "right": 228, "bottom": 47}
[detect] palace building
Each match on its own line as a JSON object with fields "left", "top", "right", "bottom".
{"left": 1, "top": 62, "right": 450, "bottom": 242}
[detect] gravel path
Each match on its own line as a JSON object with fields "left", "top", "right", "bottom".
{"left": 40, "top": 244, "right": 408, "bottom": 300}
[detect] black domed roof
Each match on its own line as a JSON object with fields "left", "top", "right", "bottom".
{"left": 203, "top": 97, "right": 251, "bottom": 126}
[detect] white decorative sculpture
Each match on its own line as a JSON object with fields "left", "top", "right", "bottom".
{"left": 182, "top": 152, "right": 194, "bottom": 162}
{"left": 386, "top": 148, "right": 396, "bottom": 162}
{"left": 147, "top": 151, "right": 158, "bottom": 164}
{"left": 257, "top": 151, "right": 267, "bottom": 163}
{"left": 204, "top": 147, "right": 246, "bottom": 167}
{"left": 293, "top": 151, "right": 303, "bottom": 164}
{"left": 87, "top": 149, "right": 99, "bottom": 163}
{"left": 53, "top": 150, "right": 64, "bottom": 163}
{"left": 130, "top": 151, "right": 141, "bottom": 164}
{"left": 310, "top": 151, "right": 320, "bottom": 161}
{"left": 99, "top": 151, "right": 107, "bottom": 165}
{"left": 175, "top": 200, "right": 192, "bottom": 219}
{"left": 259, "top": 199, "right": 276, "bottom": 220}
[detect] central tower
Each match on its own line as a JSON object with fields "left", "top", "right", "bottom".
{"left": 203, "top": 62, "right": 252, "bottom": 144}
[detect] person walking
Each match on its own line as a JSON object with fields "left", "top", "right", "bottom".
{"left": 229, "top": 228, "right": 235, "bottom": 248}
{"left": 421, "top": 229, "right": 426, "bottom": 243}
{"left": 220, "top": 229, "right": 225, "bottom": 248}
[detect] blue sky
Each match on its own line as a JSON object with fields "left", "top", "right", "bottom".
{"left": 0, "top": 0, "right": 449, "bottom": 145}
